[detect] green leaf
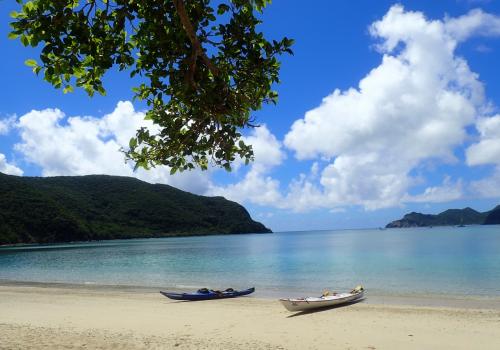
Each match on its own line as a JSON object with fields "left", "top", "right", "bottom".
{"left": 129, "top": 137, "right": 137, "bottom": 149}
{"left": 20, "top": 34, "right": 29, "bottom": 46}
{"left": 97, "top": 86, "right": 106, "bottom": 96}
{"left": 217, "top": 4, "right": 230, "bottom": 15}
{"left": 24, "top": 59, "right": 37, "bottom": 67}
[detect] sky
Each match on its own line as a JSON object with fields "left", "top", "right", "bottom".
{"left": 2, "top": 1, "right": 500, "bottom": 232}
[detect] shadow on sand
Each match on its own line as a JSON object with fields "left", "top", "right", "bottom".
{"left": 286, "top": 298, "right": 366, "bottom": 318}
{"left": 162, "top": 295, "right": 255, "bottom": 303}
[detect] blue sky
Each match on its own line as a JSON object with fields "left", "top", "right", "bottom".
{"left": 2, "top": 1, "right": 500, "bottom": 231}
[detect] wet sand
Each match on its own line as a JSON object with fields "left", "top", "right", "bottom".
{"left": 1, "top": 283, "right": 499, "bottom": 349}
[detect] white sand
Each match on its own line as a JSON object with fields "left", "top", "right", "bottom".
{"left": 1, "top": 284, "right": 499, "bottom": 349}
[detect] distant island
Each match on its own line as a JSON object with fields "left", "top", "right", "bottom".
{"left": 386, "top": 206, "right": 500, "bottom": 228}
{"left": 0, "top": 173, "right": 271, "bottom": 245}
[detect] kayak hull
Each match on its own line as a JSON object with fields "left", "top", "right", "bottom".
{"left": 280, "top": 290, "right": 364, "bottom": 312}
{"left": 160, "top": 287, "right": 255, "bottom": 301}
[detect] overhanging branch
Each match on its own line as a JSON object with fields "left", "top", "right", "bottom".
{"left": 172, "top": 0, "right": 220, "bottom": 77}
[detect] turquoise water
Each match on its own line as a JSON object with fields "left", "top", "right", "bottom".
{"left": 1, "top": 226, "right": 500, "bottom": 297}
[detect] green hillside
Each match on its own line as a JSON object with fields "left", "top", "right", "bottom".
{"left": 0, "top": 173, "right": 271, "bottom": 245}
{"left": 386, "top": 206, "right": 497, "bottom": 228}
{"left": 484, "top": 205, "right": 500, "bottom": 225}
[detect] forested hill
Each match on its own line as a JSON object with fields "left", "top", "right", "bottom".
{"left": 386, "top": 206, "right": 500, "bottom": 228}
{"left": 484, "top": 205, "right": 500, "bottom": 225}
{"left": 0, "top": 173, "right": 271, "bottom": 245}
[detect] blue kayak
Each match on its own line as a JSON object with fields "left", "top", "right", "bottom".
{"left": 160, "top": 287, "right": 255, "bottom": 301}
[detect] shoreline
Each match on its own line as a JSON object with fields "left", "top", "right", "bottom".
{"left": 0, "top": 230, "right": 273, "bottom": 248}
{"left": 2, "top": 279, "right": 500, "bottom": 310}
{"left": 2, "top": 283, "right": 499, "bottom": 349}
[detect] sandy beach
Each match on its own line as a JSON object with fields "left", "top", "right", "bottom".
{"left": 1, "top": 283, "right": 499, "bottom": 349}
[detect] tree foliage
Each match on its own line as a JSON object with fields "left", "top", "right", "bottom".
{"left": 10, "top": 0, "right": 293, "bottom": 172}
{"left": 0, "top": 172, "right": 271, "bottom": 245}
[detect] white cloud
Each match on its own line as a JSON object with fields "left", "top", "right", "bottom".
{"left": 208, "top": 125, "right": 286, "bottom": 206}
{"left": 242, "top": 125, "right": 285, "bottom": 171}
{"left": 0, "top": 116, "right": 23, "bottom": 175}
{"left": 475, "top": 44, "right": 493, "bottom": 53}
{"left": 470, "top": 166, "right": 500, "bottom": 198}
{"left": 210, "top": 169, "right": 283, "bottom": 206}
{"left": 404, "top": 177, "right": 464, "bottom": 203}
{"left": 466, "top": 114, "right": 500, "bottom": 166}
{"left": 15, "top": 101, "right": 210, "bottom": 194}
{"left": 445, "top": 9, "right": 500, "bottom": 41}
{"left": 282, "top": 5, "right": 499, "bottom": 210}
{"left": 283, "top": 173, "right": 327, "bottom": 212}
{"left": 0, "top": 153, "right": 23, "bottom": 176}
{"left": 466, "top": 115, "right": 500, "bottom": 198}
{"left": 0, "top": 116, "right": 16, "bottom": 135}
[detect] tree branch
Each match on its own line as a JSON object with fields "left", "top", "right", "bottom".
{"left": 172, "top": 0, "right": 220, "bottom": 77}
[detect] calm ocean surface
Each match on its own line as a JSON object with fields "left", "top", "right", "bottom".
{"left": 1, "top": 226, "right": 500, "bottom": 297}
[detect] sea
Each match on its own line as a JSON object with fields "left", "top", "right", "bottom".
{"left": 1, "top": 226, "right": 500, "bottom": 299}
